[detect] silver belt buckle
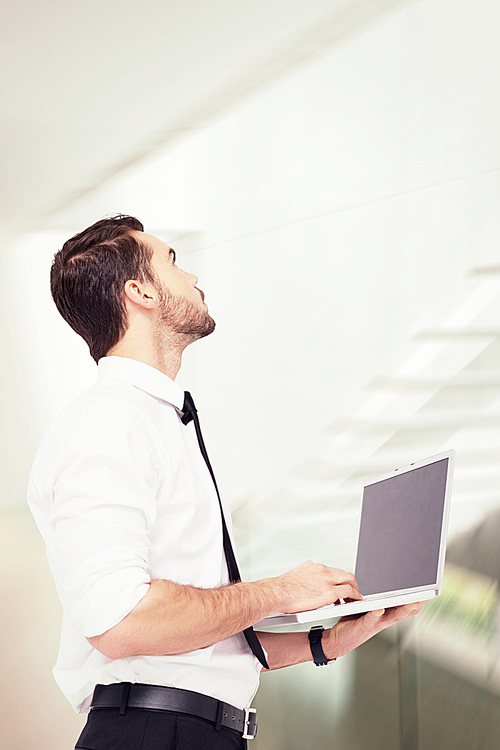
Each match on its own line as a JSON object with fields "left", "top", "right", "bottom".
{"left": 242, "top": 707, "right": 257, "bottom": 740}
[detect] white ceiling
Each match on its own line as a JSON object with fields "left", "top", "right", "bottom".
{"left": 0, "top": 0, "right": 408, "bottom": 237}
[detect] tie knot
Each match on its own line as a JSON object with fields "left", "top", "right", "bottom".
{"left": 181, "top": 391, "right": 197, "bottom": 425}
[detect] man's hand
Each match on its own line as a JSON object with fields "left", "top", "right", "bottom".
{"left": 256, "top": 601, "right": 424, "bottom": 671}
{"left": 324, "top": 602, "right": 424, "bottom": 660}
{"left": 275, "top": 560, "right": 361, "bottom": 614}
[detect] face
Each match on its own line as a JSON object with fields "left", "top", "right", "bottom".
{"left": 138, "top": 232, "right": 215, "bottom": 339}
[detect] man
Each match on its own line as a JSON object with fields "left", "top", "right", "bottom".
{"left": 28, "top": 215, "right": 422, "bottom": 750}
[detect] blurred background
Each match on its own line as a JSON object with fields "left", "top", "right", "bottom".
{"left": 2, "top": 0, "right": 500, "bottom": 747}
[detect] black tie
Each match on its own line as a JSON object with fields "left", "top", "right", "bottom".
{"left": 181, "top": 391, "right": 269, "bottom": 670}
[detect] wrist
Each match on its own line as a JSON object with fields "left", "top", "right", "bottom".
{"left": 320, "top": 628, "right": 338, "bottom": 662}
{"left": 308, "top": 626, "right": 336, "bottom": 666}
{"left": 256, "top": 574, "right": 291, "bottom": 615}
{"left": 241, "top": 577, "right": 288, "bottom": 621}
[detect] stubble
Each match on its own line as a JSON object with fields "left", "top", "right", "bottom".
{"left": 155, "top": 285, "right": 216, "bottom": 345}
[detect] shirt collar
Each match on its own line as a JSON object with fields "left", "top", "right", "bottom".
{"left": 97, "top": 356, "right": 184, "bottom": 411}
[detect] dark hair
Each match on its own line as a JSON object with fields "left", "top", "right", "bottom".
{"left": 50, "top": 214, "right": 157, "bottom": 363}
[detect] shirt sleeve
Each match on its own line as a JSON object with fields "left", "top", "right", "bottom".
{"left": 37, "top": 396, "right": 164, "bottom": 638}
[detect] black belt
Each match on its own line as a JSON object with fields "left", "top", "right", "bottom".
{"left": 91, "top": 683, "right": 258, "bottom": 740}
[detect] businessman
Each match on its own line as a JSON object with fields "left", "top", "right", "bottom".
{"left": 28, "top": 215, "right": 423, "bottom": 749}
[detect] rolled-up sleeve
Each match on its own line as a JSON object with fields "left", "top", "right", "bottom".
{"left": 38, "top": 396, "right": 163, "bottom": 638}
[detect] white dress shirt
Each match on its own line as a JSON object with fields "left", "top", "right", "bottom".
{"left": 27, "top": 356, "right": 262, "bottom": 713}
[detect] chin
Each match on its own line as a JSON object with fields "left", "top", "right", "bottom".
{"left": 200, "top": 316, "right": 216, "bottom": 337}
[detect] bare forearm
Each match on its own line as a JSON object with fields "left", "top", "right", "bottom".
{"left": 255, "top": 630, "right": 321, "bottom": 670}
{"left": 89, "top": 578, "right": 278, "bottom": 659}
{"left": 87, "top": 560, "right": 361, "bottom": 660}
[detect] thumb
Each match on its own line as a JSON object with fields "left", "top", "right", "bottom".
{"left": 366, "top": 608, "right": 385, "bottom": 622}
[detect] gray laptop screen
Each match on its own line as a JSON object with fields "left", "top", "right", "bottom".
{"left": 354, "top": 458, "right": 449, "bottom": 596}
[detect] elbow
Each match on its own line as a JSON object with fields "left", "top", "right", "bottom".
{"left": 87, "top": 631, "right": 130, "bottom": 660}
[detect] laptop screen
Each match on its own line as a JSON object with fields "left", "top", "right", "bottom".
{"left": 354, "top": 457, "right": 449, "bottom": 596}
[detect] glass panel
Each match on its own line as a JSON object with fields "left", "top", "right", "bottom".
{"left": 415, "top": 561, "right": 500, "bottom": 750}
{"left": 254, "top": 622, "right": 402, "bottom": 750}
{"left": 253, "top": 560, "right": 500, "bottom": 749}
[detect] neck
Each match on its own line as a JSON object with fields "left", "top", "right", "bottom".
{"left": 107, "top": 330, "right": 186, "bottom": 381}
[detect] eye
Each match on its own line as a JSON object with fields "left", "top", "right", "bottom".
{"left": 170, "top": 249, "right": 177, "bottom": 264}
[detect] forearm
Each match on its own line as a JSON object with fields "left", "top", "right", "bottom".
{"left": 256, "top": 629, "right": 341, "bottom": 670}
{"left": 256, "top": 630, "right": 318, "bottom": 670}
{"left": 87, "top": 560, "right": 361, "bottom": 660}
{"left": 89, "top": 577, "right": 280, "bottom": 660}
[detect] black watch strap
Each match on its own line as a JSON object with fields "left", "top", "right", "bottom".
{"left": 308, "top": 625, "right": 335, "bottom": 667}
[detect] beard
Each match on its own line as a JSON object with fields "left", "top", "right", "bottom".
{"left": 155, "top": 285, "right": 216, "bottom": 343}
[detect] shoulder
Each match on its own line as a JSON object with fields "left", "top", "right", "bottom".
{"left": 32, "top": 380, "right": 166, "bottom": 475}
{"left": 28, "top": 380, "right": 173, "bottom": 520}
{"left": 51, "top": 381, "right": 151, "bottom": 436}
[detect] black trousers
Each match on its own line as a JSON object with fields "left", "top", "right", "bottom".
{"left": 75, "top": 708, "right": 248, "bottom": 750}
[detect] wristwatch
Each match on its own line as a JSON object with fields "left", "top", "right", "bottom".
{"left": 308, "top": 625, "right": 336, "bottom": 667}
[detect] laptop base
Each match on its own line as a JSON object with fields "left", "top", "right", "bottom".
{"left": 255, "top": 587, "right": 437, "bottom": 628}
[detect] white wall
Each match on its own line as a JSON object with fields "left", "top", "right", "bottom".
{"left": 3, "top": 1, "right": 500, "bottom": 748}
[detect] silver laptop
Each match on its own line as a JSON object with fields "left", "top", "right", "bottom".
{"left": 256, "top": 450, "right": 455, "bottom": 628}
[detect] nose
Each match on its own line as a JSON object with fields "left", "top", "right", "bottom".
{"left": 180, "top": 268, "right": 198, "bottom": 286}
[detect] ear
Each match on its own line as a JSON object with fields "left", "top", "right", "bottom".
{"left": 124, "top": 280, "right": 157, "bottom": 310}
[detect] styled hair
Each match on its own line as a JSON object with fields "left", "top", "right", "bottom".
{"left": 50, "top": 214, "right": 157, "bottom": 363}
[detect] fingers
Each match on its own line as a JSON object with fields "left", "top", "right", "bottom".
{"left": 351, "top": 609, "right": 385, "bottom": 628}
{"left": 278, "top": 561, "right": 362, "bottom": 612}
{"left": 311, "top": 562, "right": 357, "bottom": 586}
{"left": 389, "top": 602, "right": 424, "bottom": 618}
{"left": 314, "top": 562, "right": 356, "bottom": 580}
{"left": 293, "top": 560, "right": 361, "bottom": 596}
{"left": 318, "top": 565, "right": 361, "bottom": 601}
{"left": 332, "top": 584, "right": 362, "bottom": 602}
{"left": 371, "top": 601, "right": 424, "bottom": 627}
{"left": 350, "top": 603, "right": 423, "bottom": 633}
